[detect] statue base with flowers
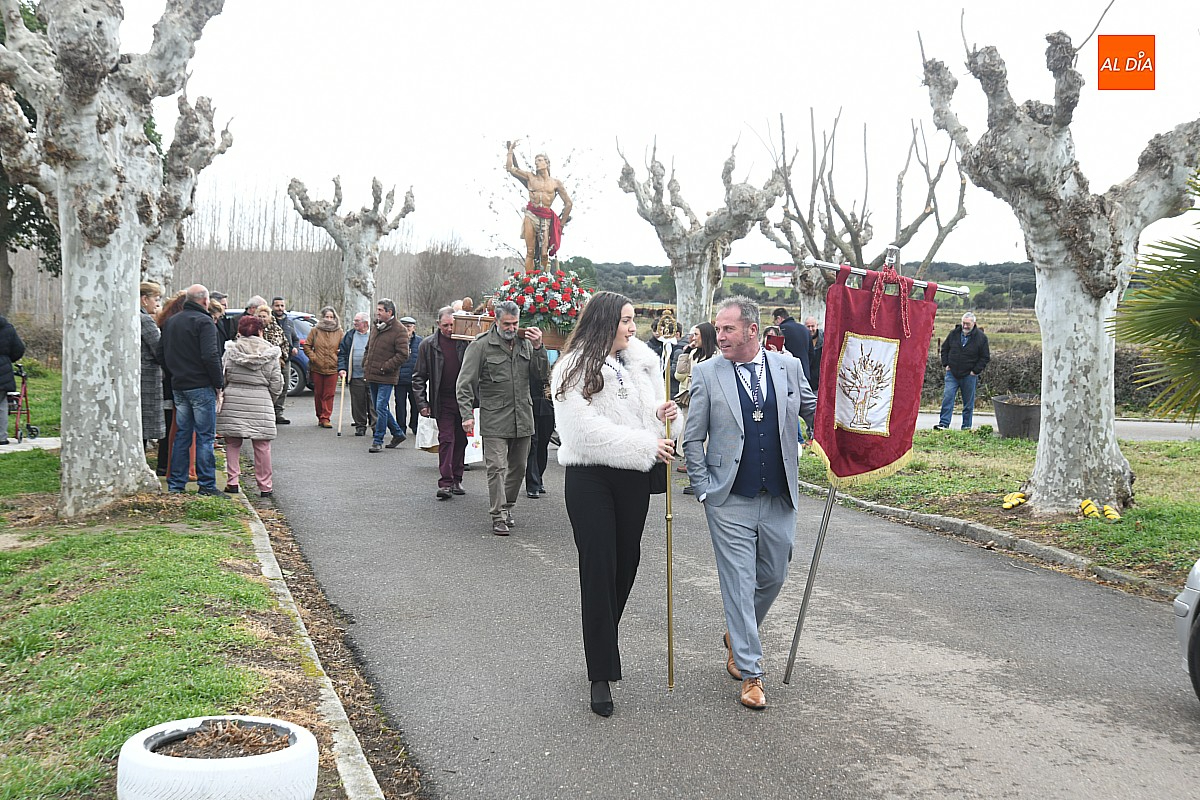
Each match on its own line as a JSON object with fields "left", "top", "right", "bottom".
{"left": 494, "top": 267, "right": 594, "bottom": 349}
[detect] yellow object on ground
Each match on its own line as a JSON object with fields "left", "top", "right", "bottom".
{"left": 1002, "top": 491, "right": 1027, "bottom": 510}
{"left": 1080, "top": 499, "right": 1101, "bottom": 519}
{"left": 1102, "top": 504, "right": 1122, "bottom": 521}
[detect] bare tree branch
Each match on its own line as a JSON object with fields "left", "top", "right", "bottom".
{"left": 288, "top": 176, "right": 416, "bottom": 324}
{"left": 121, "top": 0, "right": 226, "bottom": 103}
{"left": 0, "top": 0, "right": 55, "bottom": 95}
{"left": 143, "top": 93, "right": 232, "bottom": 287}
{"left": 0, "top": 84, "right": 57, "bottom": 200}
{"left": 619, "top": 142, "right": 785, "bottom": 325}
{"left": 1075, "top": 0, "right": 1117, "bottom": 53}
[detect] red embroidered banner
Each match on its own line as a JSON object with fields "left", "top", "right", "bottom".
{"left": 811, "top": 266, "right": 938, "bottom": 487}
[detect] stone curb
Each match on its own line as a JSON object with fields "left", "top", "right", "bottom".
{"left": 239, "top": 494, "right": 386, "bottom": 800}
{"left": 797, "top": 479, "right": 1179, "bottom": 600}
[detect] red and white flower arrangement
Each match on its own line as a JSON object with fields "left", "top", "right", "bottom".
{"left": 494, "top": 268, "right": 594, "bottom": 333}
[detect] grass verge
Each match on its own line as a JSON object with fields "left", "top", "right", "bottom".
{"left": 798, "top": 431, "right": 1200, "bottom": 586}
{"left": 0, "top": 474, "right": 320, "bottom": 799}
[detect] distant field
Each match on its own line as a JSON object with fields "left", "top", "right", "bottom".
{"left": 626, "top": 273, "right": 1043, "bottom": 347}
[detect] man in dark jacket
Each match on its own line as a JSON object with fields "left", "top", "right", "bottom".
{"left": 363, "top": 298, "right": 410, "bottom": 453}
{"left": 804, "top": 316, "right": 824, "bottom": 394}
{"left": 0, "top": 313, "right": 26, "bottom": 445}
{"left": 772, "top": 307, "right": 813, "bottom": 387}
{"left": 394, "top": 316, "right": 422, "bottom": 436}
{"left": 936, "top": 312, "right": 991, "bottom": 430}
{"left": 159, "top": 284, "right": 224, "bottom": 494}
{"left": 413, "top": 307, "right": 470, "bottom": 499}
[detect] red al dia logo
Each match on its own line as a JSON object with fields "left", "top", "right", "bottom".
{"left": 1097, "top": 35, "right": 1155, "bottom": 90}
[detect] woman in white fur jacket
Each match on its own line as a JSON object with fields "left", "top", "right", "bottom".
{"left": 552, "top": 291, "right": 677, "bottom": 717}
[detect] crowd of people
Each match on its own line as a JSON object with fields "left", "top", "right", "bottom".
{"left": 139, "top": 283, "right": 311, "bottom": 498}
{"left": 128, "top": 282, "right": 991, "bottom": 717}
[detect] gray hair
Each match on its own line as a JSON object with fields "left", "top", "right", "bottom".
{"left": 494, "top": 300, "right": 520, "bottom": 320}
{"left": 436, "top": 305, "right": 455, "bottom": 321}
{"left": 378, "top": 298, "right": 396, "bottom": 315}
{"left": 353, "top": 312, "right": 370, "bottom": 322}
{"left": 245, "top": 295, "right": 267, "bottom": 312}
{"left": 962, "top": 312, "right": 977, "bottom": 323}
{"left": 719, "top": 296, "right": 759, "bottom": 328}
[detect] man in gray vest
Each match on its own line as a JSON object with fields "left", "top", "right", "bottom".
{"left": 683, "top": 296, "right": 815, "bottom": 710}
{"left": 337, "top": 312, "right": 376, "bottom": 436}
{"left": 456, "top": 300, "right": 549, "bottom": 535}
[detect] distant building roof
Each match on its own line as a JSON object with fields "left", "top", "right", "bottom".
{"left": 759, "top": 264, "right": 794, "bottom": 274}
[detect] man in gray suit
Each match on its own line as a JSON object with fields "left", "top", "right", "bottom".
{"left": 682, "top": 296, "right": 816, "bottom": 710}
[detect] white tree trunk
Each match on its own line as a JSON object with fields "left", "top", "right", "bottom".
{"left": 341, "top": 241, "right": 375, "bottom": 324}
{"left": 0, "top": 0, "right": 226, "bottom": 517}
{"left": 796, "top": 263, "right": 828, "bottom": 324}
{"left": 57, "top": 153, "right": 159, "bottom": 515}
{"left": 1028, "top": 263, "right": 1132, "bottom": 513}
{"left": 672, "top": 245, "right": 724, "bottom": 331}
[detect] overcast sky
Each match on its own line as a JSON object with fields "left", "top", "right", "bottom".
{"left": 120, "top": 0, "right": 1199, "bottom": 268}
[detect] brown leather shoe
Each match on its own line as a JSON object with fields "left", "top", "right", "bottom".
{"left": 723, "top": 632, "right": 742, "bottom": 680}
{"left": 492, "top": 520, "right": 510, "bottom": 536}
{"left": 740, "top": 677, "right": 766, "bottom": 710}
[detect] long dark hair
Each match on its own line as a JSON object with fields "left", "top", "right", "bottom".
{"left": 555, "top": 291, "right": 632, "bottom": 402}
{"left": 692, "top": 321, "right": 717, "bottom": 362}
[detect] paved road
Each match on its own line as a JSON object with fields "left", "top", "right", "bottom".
{"left": 915, "top": 412, "right": 1200, "bottom": 441}
{"left": 272, "top": 397, "right": 1200, "bottom": 799}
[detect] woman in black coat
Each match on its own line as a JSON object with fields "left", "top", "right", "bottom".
{"left": 0, "top": 313, "right": 27, "bottom": 445}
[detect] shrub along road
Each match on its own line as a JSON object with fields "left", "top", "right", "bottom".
{"left": 270, "top": 397, "right": 1200, "bottom": 799}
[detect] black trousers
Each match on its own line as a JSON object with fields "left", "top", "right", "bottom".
{"left": 564, "top": 465, "right": 652, "bottom": 681}
{"left": 525, "top": 412, "right": 555, "bottom": 492}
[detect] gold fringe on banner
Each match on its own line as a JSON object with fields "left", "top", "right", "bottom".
{"left": 808, "top": 440, "right": 914, "bottom": 489}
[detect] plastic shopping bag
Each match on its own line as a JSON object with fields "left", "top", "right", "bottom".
{"left": 464, "top": 408, "right": 483, "bottom": 464}
{"left": 416, "top": 415, "right": 439, "bottom": 452}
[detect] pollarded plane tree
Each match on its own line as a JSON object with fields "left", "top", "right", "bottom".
{"left": 142, "top": 93, "right": 232, "bottom": 291}
{"left": 618, "top": 142, "right": 786, "bottom": 329}
{"left": 760, "top": 111, "right": 966, "bottom": 323}
{"left": 0, "top": 0, "right": 225, "bottom": 517}
{"left": 288, "top": 176, "right": 415, "bottom": 326}
{"left": 922, "top": 28, "right": 1200, "bottom": 515}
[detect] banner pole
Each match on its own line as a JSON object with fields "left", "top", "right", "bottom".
{"left": 783, "top": 484, "right": 839, "bottom": 685}
{"left": 801, "top": 255, "right": 971, "bottom": 296}
{"left": 663, "top": 340, "right": 675, "bottom": 691}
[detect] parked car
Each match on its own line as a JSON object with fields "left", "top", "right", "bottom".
{"left": 1173, "top": 558, "right": 1200, "bottom": 700}
{"left": 221, "top": 310, "right": 316, "bottom": 396}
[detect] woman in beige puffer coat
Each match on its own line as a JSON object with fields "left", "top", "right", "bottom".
{"left": 218, "top": 314, "right": 283, "bottom": 497}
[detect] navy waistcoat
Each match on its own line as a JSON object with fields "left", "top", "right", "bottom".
{"left": 731, "top": 363, "right": 787, "bottom": 500}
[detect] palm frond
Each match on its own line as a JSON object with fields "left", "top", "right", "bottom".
{"left": 1112, "top": 187, "right": 1200, "bottom": 422}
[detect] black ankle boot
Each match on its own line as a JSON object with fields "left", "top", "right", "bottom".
{"left": 590, "top": 680, "right": 613, "bottom": 717}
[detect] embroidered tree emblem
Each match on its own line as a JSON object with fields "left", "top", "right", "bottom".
{"left": 838, "top": 344, "right": 893, "bottom": 429}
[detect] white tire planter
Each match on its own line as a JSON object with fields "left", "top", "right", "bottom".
{"left": 116, "top": 715, "right": 318, "bottom": 800}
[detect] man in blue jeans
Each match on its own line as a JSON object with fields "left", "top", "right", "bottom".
{"left": 936, "top": 312, "right": 990, "bottom": 430}
{"left": 159, "top": 284, "right": 225, "bottom": 494}
{"left": 362, "top": 299, "right": 411, "bottom": 453}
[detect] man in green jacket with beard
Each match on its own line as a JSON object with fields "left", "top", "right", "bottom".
{"left": 456, "top": 300, "right": 549, "bottom": 535}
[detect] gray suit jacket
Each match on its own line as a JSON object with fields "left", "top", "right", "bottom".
{"left": 681, "top": 350, "right": 816, "bottom": 508}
